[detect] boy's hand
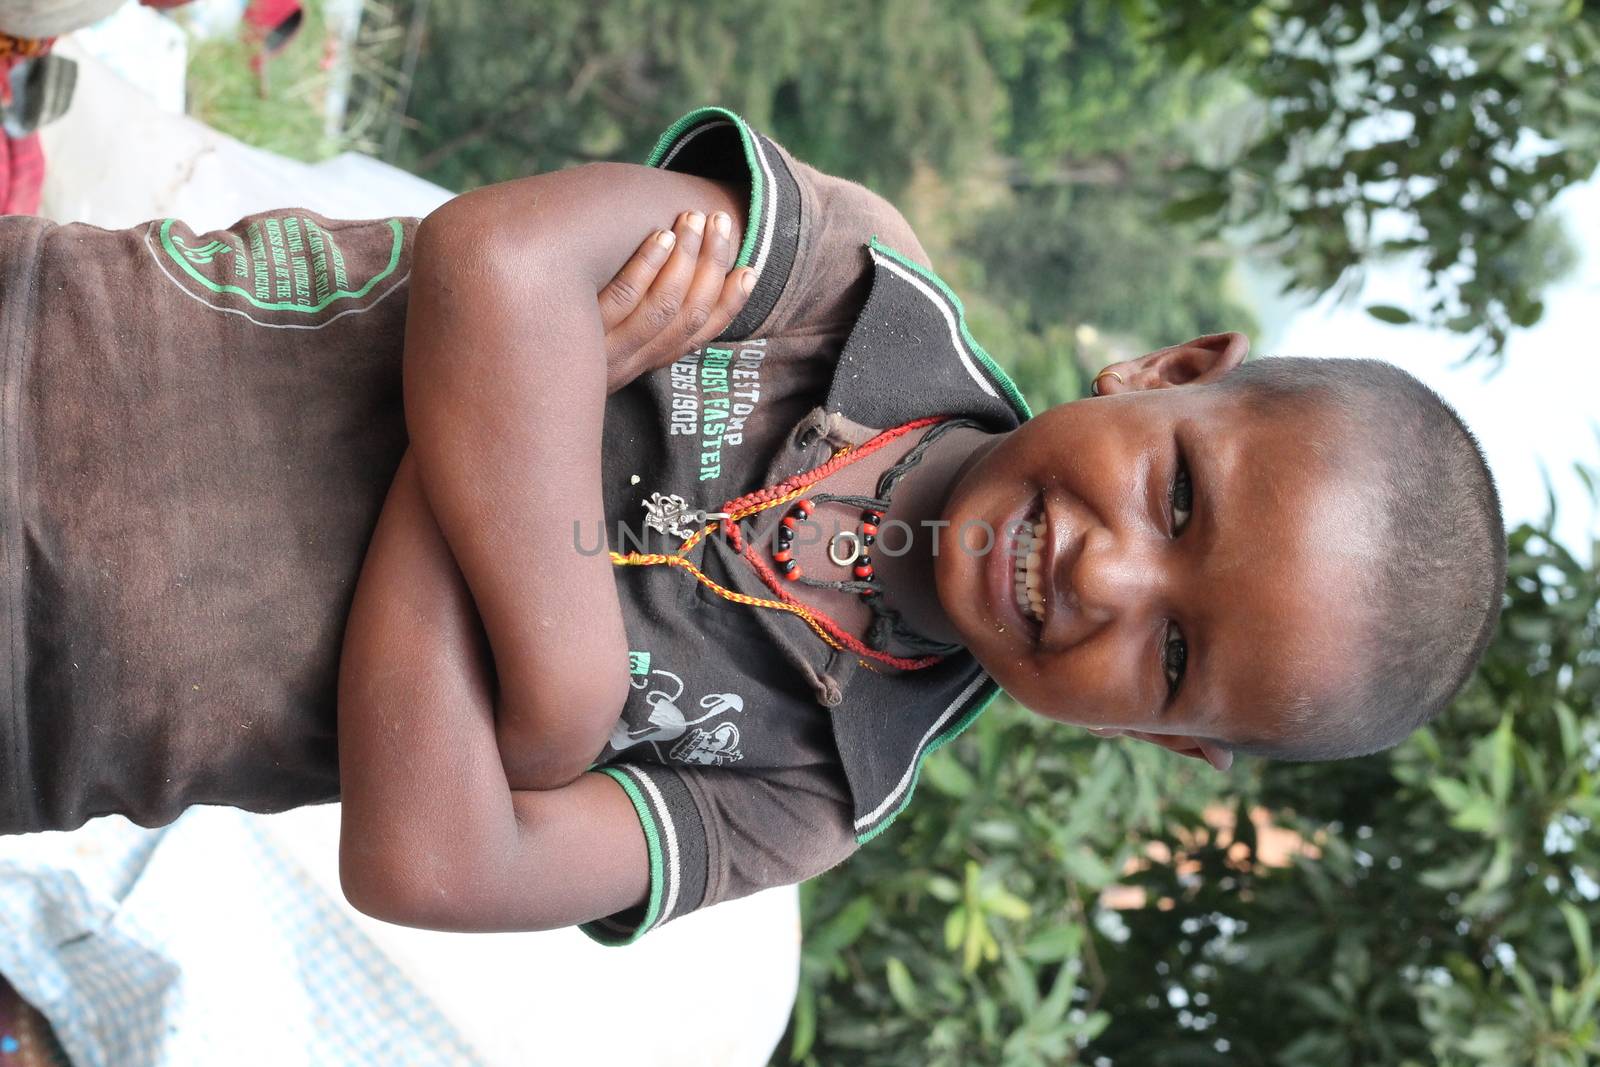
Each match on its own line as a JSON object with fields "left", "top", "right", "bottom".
{"left": 598, "top": 209, "right": 757, "bottom": 393}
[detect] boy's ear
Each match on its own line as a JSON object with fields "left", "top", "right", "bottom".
{"left": 1095, "top": 332, "right": 1250, "bottom": 394}
{"left": 1089, "top": 728, "right": 1235, "bottom": 772}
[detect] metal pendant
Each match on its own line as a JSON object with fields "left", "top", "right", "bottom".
{"left": 828, "top": 530, "right": 862, "bottom": 567}
{"left": 642, "top": 491, "right": 730, "bottom": 539}
{"left": 642, "top": 492, "right": 693, "bottom": 538}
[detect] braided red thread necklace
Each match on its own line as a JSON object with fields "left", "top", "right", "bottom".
{"left": 610, "top": 414, "right": 976, "bottom": 672}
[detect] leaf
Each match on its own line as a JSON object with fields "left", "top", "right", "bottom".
{"left": 984, "top": 887, "right": 1033, "bottom": 923}
{"left": 1430, "top": 777, "right": 1474, "bottom": 812}
{"left": 1567, "top": 972, "right": 1600, "bottom": 1034}
{"left": 1162, "top": 188, "right": 1230, "bottom": 222}
{"left": 1001, "top": 944, "right": 1041, "bottom": 1015}
{"left": 964, "top": 911, "right": 991, "bottom": 974}
{"left": 1418, "top": 849, "right": 1491, "bottom": 891}
{"left": 1448, "top": 794, "right": 1499, "bottom": 833}
{"left": 1294, "top": 983, "right": 1350, "bottom": 1022}
{"left": 1553, "top": 701, "right": 1580, "bottom": 761}
{"left": 1489, "top": 713, "right": 1515, "bottom": 804}
{"left": 1022, "top": 924, "right": 1082, "bottom": 963}
{"left": 972, "top": 818, "right": 1024, "bottom": 846}
{"left": 1512, "top": 961, "right": 1552, "bottom": 1027}
{"left": 806, "top": 896, "right": 876, "bottom": 959}
{"left": 789, "top": 979, "right": 816, "bottom": 1062}
{"left": 885, "top": 956, "right": 922, "bottom": 1016}
{"left": 1037, "top": 958, "right": 1078, "bottom": 1027}
{"left": 1509, "top": 298, "right": 1546, "bottom": 328}
{"left": 1457, "top": 1025, "right": 1517, "bottom": 1058}
{"left": 1560, "top": 902, "right": 1594, "bottom": 974}
{"left": 1366, "top": 303, "right": 1415, "bottom": 324}
{"left": 1078, "top": 1011, "right": 1111, "bottom": 1042}
{"left": 945, "top": 905, "right": 967, "bottom": 953}
{"left": 1471, "top": 840, "right": 1516, "bottom": 902}
{"left": 923, "top": 752, "right": 977, "bottom": 798}
{"left": 1061, "top": 845, "right": 1118, "bottom": 890}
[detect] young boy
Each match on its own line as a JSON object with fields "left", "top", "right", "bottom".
{"left": 0, "top": 108, "right": 1505, "bottom": 948}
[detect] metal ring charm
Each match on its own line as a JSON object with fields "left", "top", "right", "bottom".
{"left": 828, "top": 530, "right": 862, "bottom": 567}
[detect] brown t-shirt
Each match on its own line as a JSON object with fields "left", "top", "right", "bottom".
{"left": 552, "top": 110, "right": 1031, "bottom": 945}
{"left": 0, "top": 108, "right": 1031, "bottom": 947}
{"left": 0, "top": 208, "right": 416, "bottom": 833}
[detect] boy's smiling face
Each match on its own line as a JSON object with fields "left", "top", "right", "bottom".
{"left": 934, "top": 333, "right": 1378, "bottom": 771}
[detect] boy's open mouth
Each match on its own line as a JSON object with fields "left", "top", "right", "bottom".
{"left": 993, "top": 491, "right": 1046, "bottom": 647}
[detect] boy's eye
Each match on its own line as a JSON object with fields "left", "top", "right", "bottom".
{"left": 1171, "top": 453, "right": 1193, "bottom": 533}
{"left": 1163, "top": 623, "right": 1188, "bottom": 695}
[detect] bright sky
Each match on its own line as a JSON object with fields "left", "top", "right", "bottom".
{"left": 1242, "top": 177, "right": 1600, "bottom": 560}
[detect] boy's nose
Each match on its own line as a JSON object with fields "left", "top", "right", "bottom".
{"left": 1070, "top": 525, "right": 1168, "bottom": 625}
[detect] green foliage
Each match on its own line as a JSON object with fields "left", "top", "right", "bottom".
{"left": 958, "top": 183, "right": 1260, "bottom": 349}
{"left": 396, "top": 0, "right": 1216, "bottom": 194}
{"left": 394, "top": 0, "right": 1004, "bottom": 194}
{"left": 394, "top": 0, "right": 1260, "bottom": 379}
{"left": 973, "top": 0, "right": 1223, "bottom": 175}
{"left": 782, "top": 472, "right": 1600, "bottom": 1064}
{"left": 1036, "top": 0, "right": 1598, "bottom": 362}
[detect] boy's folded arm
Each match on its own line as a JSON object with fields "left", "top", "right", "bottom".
{"left": 337, "top": 450, "right": 649, "bottom": 930}
{"left": 401, "top": 163, "right": 747, "bottom": 792}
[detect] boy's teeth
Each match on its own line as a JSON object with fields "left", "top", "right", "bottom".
{"left": 1013, "top": 514, "right": 1047, "bottom": 624}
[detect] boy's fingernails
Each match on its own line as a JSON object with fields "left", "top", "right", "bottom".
{"left": 655, "top": 229, "right": 676, "bottom": 249}
{"left": 686, "top": 212, "right": 705, "bottom": 234}
{"left": 740, "top": 269, "right": 755, "bottom": 294}
{"left": 714, "top": 212, "right": 732, "bottom": 238}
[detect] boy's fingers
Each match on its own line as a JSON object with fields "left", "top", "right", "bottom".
{"left": 627, "top": 267, "right": 756, "bottom": 380}
{"left": 635, "top": 210, "right": 706, "bottom": 331}
{"left": 680, "top": 266, "right": 756, "bottom": 351}
{"left": 673, "top": 210, "right": 737, "bottom": 340}
{"left": 598, "top": 228, "right": 675, "bottom": 332}
{"left": 601, "top": 211, "right": 705, "bottom": 364}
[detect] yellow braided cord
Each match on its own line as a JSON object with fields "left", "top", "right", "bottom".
{"left": 613, "top": 443, "right": 865, "bottom": 660}
{"left": 610, "top": 550, "right": 847, "bottom": 653}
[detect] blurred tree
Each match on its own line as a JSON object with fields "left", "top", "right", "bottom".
{"left": 973, "top": 0, "right": 1223, "bottom": 183}
{"left": 957, "top": 183, "right": 1259, "bottom": 350}
{"left": 1028, "top": 0, "right": 1598, "bottom": 362}
{"left": 392, "top": 0, "right": 1002, "bottom": 194}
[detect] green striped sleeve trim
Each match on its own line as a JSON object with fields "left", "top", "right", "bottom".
{"left": 646, "top": 106, "right": 766, "bottom": 271}
{"left": 578, "top": 766, "right": 665, "bottom": 946}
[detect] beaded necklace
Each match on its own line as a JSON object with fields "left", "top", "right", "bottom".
{"left": 610, "top": 414, "right": 985, "bottom": 673}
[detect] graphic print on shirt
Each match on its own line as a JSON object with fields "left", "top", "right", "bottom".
{"left": 609, "top": 661, "right": 747, "bottom": 766}
{"left": 667, "top": 338, "right": 769, "bottom": 482}
{"left": 143, "top": 215, "right": 410, "bottom": 329}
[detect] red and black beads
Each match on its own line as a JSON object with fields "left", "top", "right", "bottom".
{"left": 771, "top": 499, "right": 884, "bottom": 598}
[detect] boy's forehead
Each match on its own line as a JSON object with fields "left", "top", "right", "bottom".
{"left": 1191, "top": 437, "right": 1377, "bottom": 743}
{"left": 1207, "top": 569, "right": 1367, "bottom": 744}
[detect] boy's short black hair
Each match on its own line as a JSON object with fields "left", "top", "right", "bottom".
{"left": 1212, "top": 356, "right": 1507, "bottom": 763}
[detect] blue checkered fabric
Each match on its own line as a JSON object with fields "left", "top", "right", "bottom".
{"left": 0, "top": 806, "right": 482, "bottom": 1066}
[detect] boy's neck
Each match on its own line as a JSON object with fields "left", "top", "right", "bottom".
{"left": 871, "top": 424, "right": 1005, "bottom": 648}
